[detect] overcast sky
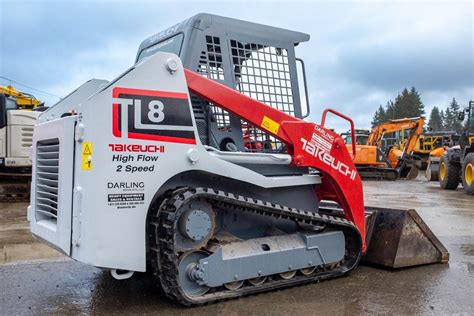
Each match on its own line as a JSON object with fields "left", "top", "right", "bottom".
{"left": 0, "top": 0, "right": 473, "bottom": 131}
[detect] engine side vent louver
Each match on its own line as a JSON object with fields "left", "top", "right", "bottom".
{"left": 35, "top": 138, "right": 60, "bottom": 224}
{"left": 21, "top": 126, "right": 34, "bottom": 147}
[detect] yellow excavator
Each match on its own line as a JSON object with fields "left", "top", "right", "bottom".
{"left": 344, "top": 117, "right": 425, "bottom": 180}
{"left": 0, "top": 85, "right": 44, "bottom": 109}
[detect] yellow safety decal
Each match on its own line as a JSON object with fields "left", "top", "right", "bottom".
{"left": 261, "top": 115, "right": 280, "bottom": 134}
{"left": 82, "top": 142, "right": 93, "bottom": 170}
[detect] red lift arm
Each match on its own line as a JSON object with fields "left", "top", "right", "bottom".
{"left": 185, "top": 69, "right": 366, "bottom": 251}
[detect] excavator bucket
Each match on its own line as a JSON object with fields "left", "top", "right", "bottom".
{"left": 398, "top": 161, "right": 419, "bottom": 180}
{"left": 320, "top": 203, "right": 449, "bottom": 268}
{"left": 363, "top": 207, "right": 449, "bottom": 268}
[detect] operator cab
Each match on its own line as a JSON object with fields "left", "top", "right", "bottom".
{"left": 342, "top": 129, "right": 370, "bottom": 145}
{"left": 458, "top": 101, "right": 474, "bottom": 148}
{"left": 136, "top": 13, "right": 310, "bottom": 153}
{"left": 0, "top": 94, "right": 18, "bottom": 129}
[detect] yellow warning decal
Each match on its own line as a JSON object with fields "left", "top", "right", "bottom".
{"left": 260, "top": 115, "right": 280, "bottom": 134}
{"left": 82, "top": 142, "right": 93, "bottom": 170}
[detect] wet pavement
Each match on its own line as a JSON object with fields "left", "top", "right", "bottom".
{"left": 0, "top": 203, "right": 62, "bottom": 264}
{"left": 0, "top": 177, "right": 473, "bottom": 315}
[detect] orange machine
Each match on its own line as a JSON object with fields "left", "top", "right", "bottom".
{"left": 345, "top": 117, "right": 425, "bottom": 180}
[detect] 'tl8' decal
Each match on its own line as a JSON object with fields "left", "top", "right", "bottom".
{"left": 112, "top": 87, "right": 196, "bottom": 144}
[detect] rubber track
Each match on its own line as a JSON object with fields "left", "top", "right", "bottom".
{"left": 149, "top": 187, "right": 362, "bottom": 306}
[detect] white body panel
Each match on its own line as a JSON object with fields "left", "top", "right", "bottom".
{"left": 0, "top": 110, "right": 38, "bottom": 166}
{"left": 39, "top": 79, "right": 108, "bottom": 123}
{"left": 0, "top": 128, "right": 5, "bottom": 158}
{"left": 29, "top": 53, "right": 320, "bottom": 272}
{"left": 29, "top": 117, "right": 76, "bottom": 254}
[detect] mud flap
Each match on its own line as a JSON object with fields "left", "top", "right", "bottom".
{"left": 363, "top": 207, "right": 449, "bottom": 268}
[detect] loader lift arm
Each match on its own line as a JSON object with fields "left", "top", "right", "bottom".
{"left": 185, "top": 69, "right": 366, "bottom": 251}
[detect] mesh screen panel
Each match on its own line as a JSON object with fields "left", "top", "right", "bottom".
{"left": 230, "top": 40, "right": 294, "bottom": 153}
{"left": 197, "top": 36, "right": 231, "bottom": 130}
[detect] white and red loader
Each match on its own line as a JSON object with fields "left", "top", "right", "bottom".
{"left": 29, "top": 14, "right": 447, "bottom": 305}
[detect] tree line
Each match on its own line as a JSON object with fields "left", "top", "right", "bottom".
{"left": 371, "top": 87, "right": 425, "bottom": 127}
{"left": 371, "top": 87, "right": 464, "bottom": 132}
{"left": 426, "top": 98, "right": 463, "bottom": 132}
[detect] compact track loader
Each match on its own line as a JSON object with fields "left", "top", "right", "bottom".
{"left": 29, "top": 14, "right": 448, "bottom": 305}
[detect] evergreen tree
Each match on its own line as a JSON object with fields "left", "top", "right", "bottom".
{"left": 370, "top": 87, "right": 425, "bottom": 127}
{"left": 385, "top": 100, "right": 395, "bottom": 120}
{"left": 409, "top": 87, "right": 425, "bottom": 117}
{"left": 392, "top": 87, "right": 425, "bottom": 119}
{"left": 444, "top": 107, "right": 453, "bottom": 130}
{"left": 371, "top": 105, "right": 386, "bottom": 127}
{"left": 440, "top": 109, "right": 446, "bottom": 130}
{"left": 428, "top": 106, "right": 442, "bottom": 131}
{"left": 448, "top": 98, "right": 463, "bottom": 132}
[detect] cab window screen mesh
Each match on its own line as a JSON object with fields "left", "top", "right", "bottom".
{"left": 197, "top": 36, "right": 230, "bottom": 130}
{"left": 230, "top": 40, "right": 294, "bottom": 152}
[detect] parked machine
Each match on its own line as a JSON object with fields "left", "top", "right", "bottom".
{"left": 411, "top": 131, "right": 457, "bottom": 171}
{"left": 341, "top": 129, "right": 370, "bottom": 145}
{"left": 345, "top": 117, "right": 424, "bottom": 180}
{"left": 0, "top": 85, "right": 44, "bottom": 109}
{"left": 0, "top": 86, "right": 43, "bottom": 200}
{"left": 434, "top": 101, "right": 474, "bottom": 194}
{"left": 28, "top": 14, "right": 448, "bottom": 305}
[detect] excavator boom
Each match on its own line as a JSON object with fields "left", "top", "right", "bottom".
{"left": 352, "top": 117, "right": 424, "bottom": 180}
{"left": 0, "top": 85, "right": 43, "bottom": 109}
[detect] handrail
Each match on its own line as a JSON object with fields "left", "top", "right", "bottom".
{"left": 321, "top": 108, "right": 356, "bottom": 158}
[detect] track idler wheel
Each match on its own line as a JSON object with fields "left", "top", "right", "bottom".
{"left": 178, "top": 251, "right": 210, "bottom": 297}
{"left": 279, "top": 270, "right": 297, "bottom": 280}
{"left": 224, "top": 281, "right": 244, "bottom": 290}
{"left": 300, "top": 267, "right": 317, "bottom": 276}
{"left": 248, "top": 276, "right": 267, "bottom": 286}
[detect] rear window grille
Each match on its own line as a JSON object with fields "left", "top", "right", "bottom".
{"left": 230, "top": 40, "right": 294, "bottom": 153}
{"left": 35, "top": 138, "right": 60, "bottom": 223}
{"left": 197, "top": 36, "right": 230, "bottom": 129}
{"left": 197, "top": 36, "right": 225, "bottom": 81}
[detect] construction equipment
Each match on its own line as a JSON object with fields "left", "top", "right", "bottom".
{"left": 411, "top": 131, "right": 457, "bottom": 171}
{"left": 342, "top": 129, "right": 396, "bottom": 179}
{"left": 28, "top": 14, "right": 448, "bottom": 305}
{"left": 342, "top": 129, "right": 370, "bottom": 145}
{"left": 345, "top": 117, "right": 424, "bottom": 180}
{"left": 435, "top": 101, "right": 474, "bottom": 194}
{"left": 0, "top": 87, "right": 43, "bottom": 200}
{"left": 0, "top": 85, "right": 44, "bottom": 109}
{"left": 425, "top": 146, "right": 447, "bottom": 181}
